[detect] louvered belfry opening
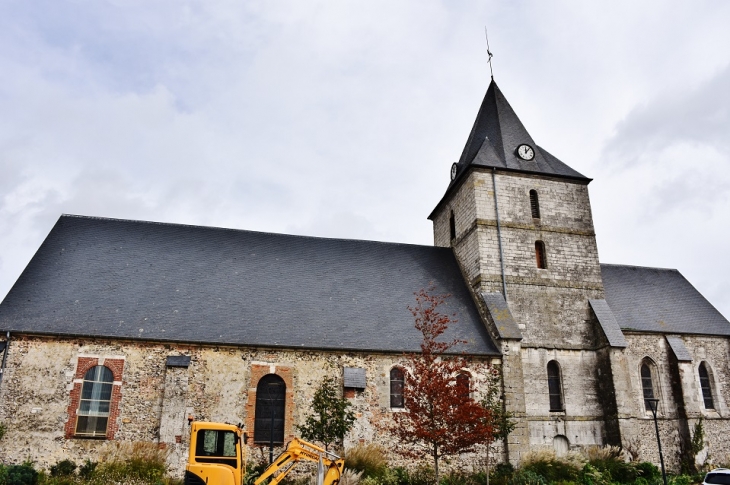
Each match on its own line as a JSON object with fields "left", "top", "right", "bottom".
{"left": 535, "top": 241, "right": 547, "bottom": 269}
{"left": 529, "top": 190, "right": 540, "bottom": 219}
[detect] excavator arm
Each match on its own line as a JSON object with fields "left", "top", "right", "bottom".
{"left": 254, "top": 438, "right": 345, "bottom": 485}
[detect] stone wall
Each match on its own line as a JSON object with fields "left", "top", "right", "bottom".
{"left": 0, "top": 334, "right": 500, "bottom": 475}
{"left": 618, "top": 333, "right": 730, "bottom": 469}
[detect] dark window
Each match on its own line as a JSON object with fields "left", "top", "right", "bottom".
{"left": 547, "top": 361, "right": 563, "bottom": 411}
{"left": 699, "top": 362, "right": 715, "bottom": 410}
{"left": 535, "top": 241, "right": 547, "bottom": 269}
{"left": 76, "top": 365, "right": 114, "bottom": 437}
{"left": 390, "top": 367, "right": 405, "bottom": 408}
{"left": 456, "top": 372, "right": 470, "bottom": 401}
{"left": 641, "top": 363, "right": 656, "bottom": 411}
{"left": 449, "top": 211, "right": 456, "bottom": 241}
{"left": 529, "top": 190, "right": 540, "bottom": 219}
{"left": 254, "top": 374, "right": 286, "bottom": 445}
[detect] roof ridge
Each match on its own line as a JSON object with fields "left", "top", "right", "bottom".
{"left": 600, "top": 262, "right": 679, "bottom": 272}
{"left": 60, "top": 214, "right": 443, "bottom": 251}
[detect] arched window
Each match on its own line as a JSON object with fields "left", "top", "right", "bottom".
{"left": 529, "top": 190, "right": 540, "bottom": 219}
{"left": 390, "top": 367, "right": 405, "bottom": 408}
{"left": 535, "top": 241, "right": 547, "bottom": 269}
{"left": 456, "top": 372, "right": 471, "bottom": 401}
{"left": 449, "top": 211, "right": 456, "bottom": 241}
{"left": 76, "top": 365, "right": 114, "bottom": 437}
{"left": 641, "top": 361, "right": 656, "bottom": 412}
{"left": 254, "top": 374, "right": 286, "bottom": 445}
{"left": 547, "top": 361, "right": 563, "bottom": 411}
{"left": 699, "top": 362, "right": 715, "bottom": 410}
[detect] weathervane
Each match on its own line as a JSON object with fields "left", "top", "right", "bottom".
{"left": 484, "top": 26, "right": 494, "bottom": 79}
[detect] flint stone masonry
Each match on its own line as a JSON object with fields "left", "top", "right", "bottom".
{"left": 0, "top": 334, "right": 500, "bottom": 475}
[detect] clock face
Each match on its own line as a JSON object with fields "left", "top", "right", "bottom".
{"left": 516, "top": 144, "right": 535, "bottom": 161}
{"left": 450, "top": 163, "right": 458, "bottom": 180}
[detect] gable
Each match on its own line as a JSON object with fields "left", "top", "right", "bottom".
{"left": 0, "top": 215, "right": 499, "bottom": 355}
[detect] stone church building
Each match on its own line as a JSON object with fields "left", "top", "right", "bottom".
{"left": 0, "top": 79, "right": 728, "bottom": 472}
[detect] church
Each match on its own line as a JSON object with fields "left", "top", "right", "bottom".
{"left": 0, "top": 78, "right": 728, "bottom": 473}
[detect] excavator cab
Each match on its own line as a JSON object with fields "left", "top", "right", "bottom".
{"left": 185, "top": 420, "right": 344, "bottom": 485}
{"left": 185, "top": 421, "right": 244, "bottom": 485}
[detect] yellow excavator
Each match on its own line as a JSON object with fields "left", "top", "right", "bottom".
{"left": 184, "top": 420, "right": 345, "bottom": 485}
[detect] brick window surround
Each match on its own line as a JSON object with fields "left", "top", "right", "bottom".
{"left": 245, "top": 364, "right": 294, "bottom": 446}
{"left": 65, "top": 357, "right": 125, "bottom": 439}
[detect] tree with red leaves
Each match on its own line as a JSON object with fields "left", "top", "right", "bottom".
{"left": 388, "top": 289, "right": 494, "bottom": 477}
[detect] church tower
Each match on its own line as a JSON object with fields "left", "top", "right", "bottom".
{"left": 429, "top": 80, "right": 618, "bottom": 462}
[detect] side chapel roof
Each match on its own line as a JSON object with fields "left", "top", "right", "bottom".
{"left": 0, "top": 215, "right": 499, "bottom": 355}
{"left": 601, "top": 264, "right": 730, "bottom": 336}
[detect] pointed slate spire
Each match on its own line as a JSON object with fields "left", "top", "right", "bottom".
{"left": 451, "top": 80, "right": 588, "bottom": 184}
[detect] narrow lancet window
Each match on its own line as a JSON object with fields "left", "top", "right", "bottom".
{"left": 390, "top": 367, "right": 405, "bottom": 408}
{"left": 449, "top": 211, "right": 456, "bottom": 241}
{"left": 535, "top": 241, "right": 547, "bottom": 269}
{"left": 530, "top": 190, "right": 540, "bottom": 219}
{"left": 699, "top": 362, "right": 715, "bottom": 409}
{"left": 547, "top": 361, "right": 563, "bottom": 411}
{"left": 641, "top": 362, "right": 656, "bottom": 411}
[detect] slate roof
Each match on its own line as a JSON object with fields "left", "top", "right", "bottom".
{"left": 0, "top": 215, "right": 499, "bottom": 355}
{"left": 600, "top": 264, "right": 730, "bottom": 337}
{"left": 430, "top": 80, "right": 589, "bottom": 219}
{"left": 588, "top": 299, "right": 627, "bottom": 348}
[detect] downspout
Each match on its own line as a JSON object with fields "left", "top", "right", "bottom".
{"left": 0, "top": 332, "right": 9, "bottom": 388}
{"left": 492, "top": 168, "right": 508, "bottom": 300}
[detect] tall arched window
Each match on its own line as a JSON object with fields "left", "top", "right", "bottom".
{"left": 390, "top": 367, "right": 405, "bottom": 408}
{"left": 449, "top": 211, "right": 456, "bottom": 241}
{"left": 76, "top": 365, "right": 114, "bottom": 437}
{"left": 547, "top": 361, "right": 563, "bottom": 411}
{"left": 535, "top": 241, "right": 547, "bottom": 269}
{"left": 529, "top": 190, "right": 540, "bottom": 219}
{"left": 254, "top": 374, "right": 286, "bottom": 445}
{"left": 456, "top": 372, "right": 471, "bottom": 401}
{"left": 699, "top": 362, "right": 715, "bottom": 410}
{"left": 641, "top": 361, "right": 656, "bottom": 412}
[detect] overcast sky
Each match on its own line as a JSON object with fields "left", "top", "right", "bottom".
{"left": 1, "top": 1, "right": 729, "bottom": 319}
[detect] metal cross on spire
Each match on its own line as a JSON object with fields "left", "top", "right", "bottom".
{"left": 484, "top": 27, "right": 494, "bottom": 79}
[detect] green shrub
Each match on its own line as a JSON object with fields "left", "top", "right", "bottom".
{"left": 578, "top": 464, "right": 610, "bottom": 485}
{"left": 345, "top": 444, "right": 388, "bottom": 478}
{"left": 408, "top": 466, "right": 437, "bottom": 485}
{"left": 634, "top": 462, "right": 661, "bottom": 483}
{"left": 439, "top": 470, "right": 488, "bottom": 485}
{"left": 5, "top": 463, "right": 39, "bottom": 485}
{"left": 490, "top": 463, "right": 515, "bottom": 485}
{"left": 78, "top": 460, "right": 97, "bottom": 480}
{"left": 508, "top": 469, "right": 547, "bottom": 485}
{"left": 669, "top": 475, "right": 692, "bottom": 485}
{"left": 522, "top": 458, "right": 580, "bottom": 482}
{"left": 49, "top": 460, "right": 77, "bottom": 478}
